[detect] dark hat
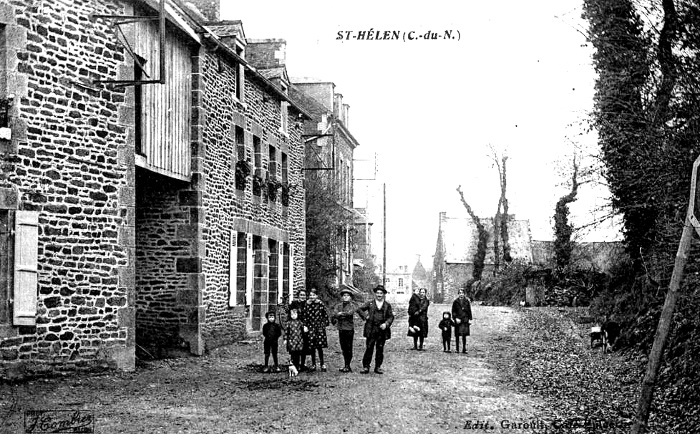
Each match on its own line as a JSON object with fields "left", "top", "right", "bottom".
{"left": 443, "top": 311, "right": 451, "bottom": 317}
{"left": 373, "top": 285, "right": 387, "bottom": 294}
{"left": 339, "top": 288, "right": 353, "bottom": 297}
{"left": 265, "top": 311, "right": 276, "bottom": 318}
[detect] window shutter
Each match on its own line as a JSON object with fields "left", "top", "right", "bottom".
{"left": 277, "top": 242, "right": 283, "bottom": 304}
{"left": 246, "top": 233, "right": 253, "bottom": 306}
{"left": 288, "top": 244, "right": 294, "bottom": 296}
{"left": 13, "top": 210, "right": 39, "bottom": 325}
{"left": 228, "top": 230, "right": 237, "bottom": 307}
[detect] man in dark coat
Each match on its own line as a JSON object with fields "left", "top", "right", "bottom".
{"left": 356, "top": 285, "right": 395, "bottom": 374}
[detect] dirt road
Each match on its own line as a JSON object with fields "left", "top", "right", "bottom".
{"left": 1, "top": 304, "right": 544, "bottom": 434}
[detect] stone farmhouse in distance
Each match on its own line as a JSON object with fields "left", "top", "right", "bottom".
{"left": 0, "top": 0, "right": 309, "bottom": 379}
{"left": 433, "top": 212, "right": 534, "bottom": 301}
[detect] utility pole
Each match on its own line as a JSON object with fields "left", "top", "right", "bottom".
{"left": 382, "top": 183, "right": 386, "bottom": 286}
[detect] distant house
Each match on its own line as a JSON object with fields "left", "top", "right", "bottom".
{"left": 384, "top": 265, "right": 412, "bottom": 305}
{"left": 433, "top": 212, "right": 534, "bottom": 301}
{"left": 291, "top": 78, "right": 360, "bottom": 288}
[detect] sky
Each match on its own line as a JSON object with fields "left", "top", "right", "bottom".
{"left": 220, "top": 0, "right": 622, "bottom": 270}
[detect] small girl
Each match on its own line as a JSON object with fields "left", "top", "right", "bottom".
{"left": 303, "top": 288, "right": 330, "bottom": 372}
{"left": 284, "top": 307, "right": 305, "bottom": 372}
{"left": 438, "top": 311, "right": 454, "bottom": 353}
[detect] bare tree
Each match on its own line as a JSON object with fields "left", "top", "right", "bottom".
{"left": 457, "top": 186, "right": 489, "bottom": 282}
{"left": 490, "top": 146, "right": 511, "bottom": 273}
{"left": 553, "top": 156, "right": 579, "bottom": 269}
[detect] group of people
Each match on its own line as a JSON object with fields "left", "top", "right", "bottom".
{"left": 260, "top": 285, "right": 473, "bottom": 375}
{"left": 408, "top": 288, "right": 473, "bottom": 353}
{"left": 262, "top": 284, "right": 394, "bottom": 375}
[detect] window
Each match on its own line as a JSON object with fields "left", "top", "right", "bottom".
{"left": 281, "top": 152, "right": 288, "bottom": 184}
{"left": 398, "top": 278, "right": 403, "bottom": 287}
{"left": 234, "top": 44, "right": 245, "bottom": 102}
{"left": 0, "top": 210, "right": 38, "bottom": 325}
{"left": 268, "top": 239, "right": 278, "bottom": 305}
{"left": 282, "top": 243, "right": 290, "bottom": 302}
{"left": 235, "top": 126, "right": 245, "bottom": 161}
{"left": 280, "top": 101, "right": 288, "bottom": 135}
{"left": 253, "top": 135, "right": 262, "bottom": 197}
{"left": 234, "top": 126, "right": 246, "bottom": 190}
{"left": 253, "top": 136, "right": 262, "bottom": 176}
{"left": 268, "top": 145, "right": 277, "bottom": 179}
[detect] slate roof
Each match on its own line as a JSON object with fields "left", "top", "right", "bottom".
{"left": 438, "top": 214, "right": 534, "bottom": 264}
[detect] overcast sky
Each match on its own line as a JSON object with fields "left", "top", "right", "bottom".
{"left": 221, "top": 0, "right": 622, "bottom": 270}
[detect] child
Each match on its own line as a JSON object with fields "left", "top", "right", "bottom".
{"left": 438, "top": 311, "right": 454, "bottom": 352}
{"left": 262, "top": 311, "right": 282, "bottom": 373}
{"left": 303, "top": 288, "right": 330, "bottom": 372}
{"left": 284, "top": 307, "right": 305, "bottom": 372}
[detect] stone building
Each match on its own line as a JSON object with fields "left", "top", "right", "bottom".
{"left": 411, "top": 256, "right": 430, "bottom": 293}
{"left": 291, "top": 78, "right": 360, "bottom": 288}
{"left": 0, "top": 0, "right": 307, "bottom": 379}
{"left": 384, "top": 265, "right": 412, "bottom": 305}
{"left": 433, "top": 212, "right": 534, "bottom": 301}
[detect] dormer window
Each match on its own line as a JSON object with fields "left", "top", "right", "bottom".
{"left": 280, "top": 100, "right": 288, "bottom": 136}
{"left": 234, "top": 61, "right": 244, "bottom": 102}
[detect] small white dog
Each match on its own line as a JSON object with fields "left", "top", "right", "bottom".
{"left": 288, "top": 363, "right": 299, "bottom": 378}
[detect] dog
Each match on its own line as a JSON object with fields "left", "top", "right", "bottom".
{"left": 288, "top": 363, "right": 299, "bottom": 378}
{"left": 590, "top": 326, "right": 604, "bottom": 349}
{"left": 602, "top": 320, "right": 620, "bottom": 353}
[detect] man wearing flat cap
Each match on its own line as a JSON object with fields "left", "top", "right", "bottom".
{"left": 332, "top": 288, "right": 357, "bottom": 373}
{"left": 356, "top": 285, "right": 395, "bottom": 374}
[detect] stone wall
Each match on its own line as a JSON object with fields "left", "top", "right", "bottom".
{"left": 197, "top": 47, "right": 305, "bottom": 348}
{"left": 0, "top": 0, "right": 135, "bottom": 378}
{"left": 134, "top": 169, "right": 194, "bottom": 353}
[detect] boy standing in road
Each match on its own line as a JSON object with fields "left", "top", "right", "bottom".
{"left": 262, "top": 311, "right": 283, "bottom": 373}
{"left": 356, "top": 285, "right": 395, "bottom": 374}
{"left": 332, "top": 288, "right": 356, "bottom": 373}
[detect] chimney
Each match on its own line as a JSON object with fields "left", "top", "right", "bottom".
{"left": 342, "top": 103, "right": 350, "bottom": 128}
{"left": 246, "top": 39, "right": 287, "bottom": 69}
{"left": 185, "top": 0, "right": 220, "bottom": 22}
{"left": 333, "top": 93, "right": 343, "bottom": 120}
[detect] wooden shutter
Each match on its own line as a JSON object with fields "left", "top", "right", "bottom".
{"left": 245, "top": 234, "right": 253, "bottom": 306}
{"left": 288, "top": 244, "right": 294, "bottom": 297}
{"left": 228, "top": 230, "right": 236, "bottom": 307}
{"left": 13, "top": 210, "right": 38, "bottom": 325}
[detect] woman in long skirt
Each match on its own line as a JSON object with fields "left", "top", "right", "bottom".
{"left": 451, "top": 288, "right": 472, "bottom": 353}
{"left": 407, "top": 288, "right": 430, "bottom": 350}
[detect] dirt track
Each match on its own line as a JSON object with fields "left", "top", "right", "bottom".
{"left": 1, "top": 305, "right": 546, "bottom": 433}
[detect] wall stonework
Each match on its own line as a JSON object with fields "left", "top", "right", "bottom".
{"left": 0, "top": 0, "right": 135, "bottom": 378}
{"left": 1, "top": 1, "right": 307, "bottom": 377}
{"left": 197, "top": 48, "right": 305, "bottom": 348}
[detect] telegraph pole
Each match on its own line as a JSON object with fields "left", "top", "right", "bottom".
{"left": 382, "top": 183, "right": 386, "bottom": 286}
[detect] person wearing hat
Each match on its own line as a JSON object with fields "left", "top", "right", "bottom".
{"left": 332, "top": 288, "right": 357, "bottom": 373}
{"left": 356, "top": 284, "right": 395, "bottom": 374}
